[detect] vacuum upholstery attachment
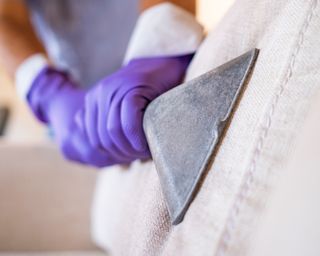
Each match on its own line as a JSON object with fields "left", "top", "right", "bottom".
{"left": 143, "top": 49, "right": 259, "bottom": 225}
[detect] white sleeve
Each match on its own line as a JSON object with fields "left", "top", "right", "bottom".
{"left": 15, "top": 54, "right": 49, "bottom": 100}
{"left": 124, "top": 3, "right": 204, "bottom": 63}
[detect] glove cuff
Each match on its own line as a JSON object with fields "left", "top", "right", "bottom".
{"left": 15, "top": 54, "right": 50, "bottom": 100}
{"left": 124, "top": 3, "right": 204, "bottom": 63}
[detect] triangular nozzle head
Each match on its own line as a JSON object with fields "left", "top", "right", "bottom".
{"left": 143, "top": 49, "right": 259, "bottom": 225}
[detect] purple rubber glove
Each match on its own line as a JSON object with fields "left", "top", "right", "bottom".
{"left": 27, "top": 67, "right": 85, "bottom": 132}
{"left": 28, "top": 67, "right": 115, "bottom": 166}
{"left": 72, "top": 54, "right": 193, "bottom": 166}
{"left": 27, "top": 67, "right": 86, "bottom": 158}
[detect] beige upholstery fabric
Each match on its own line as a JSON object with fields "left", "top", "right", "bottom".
{"left": 92, "top": 0, "right": 320, "bottom": 255}
{"left": 92, "top": 161, "right": 169, "bottom": 255}
{"left": 0, "top": 143, "right": 98, "bottom": 251}
{"left": 247, "top": 92, "right": 320, "bottom": 256}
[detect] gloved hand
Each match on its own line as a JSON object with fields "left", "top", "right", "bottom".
{"left": 73, "top": 54, "right": 193, "bottom": 166}
{"left": 27, "top": 67, "right": 116, "bottom": 166}
{"left": 26, "top": 67, "right": 85, "bottom": 157}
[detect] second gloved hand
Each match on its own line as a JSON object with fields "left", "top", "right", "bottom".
{"left": 27, "top": 67, "right": 85, "bottom": 143}
{"left": 27, "top": 67, "right": 129, "bottom": 167}
{"left": 76, "top": 54, "right": 193, "bottom": 166}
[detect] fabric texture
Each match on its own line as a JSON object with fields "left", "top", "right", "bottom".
{"left": 92, "top": 0, "right": 320, "bottom": 255}
{"left": 247, "top": 92, "right": 320, "bottom": 256}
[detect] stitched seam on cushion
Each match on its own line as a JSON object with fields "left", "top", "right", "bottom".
{"left": 215, "top": 1, "right": 318, "bottom": 255}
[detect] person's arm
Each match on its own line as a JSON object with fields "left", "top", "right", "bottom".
{"left": 0, "top": 0, "right": 45, "bottom": 78}
{"left": 140, "top": 0, "right": 195, "bottom": 14}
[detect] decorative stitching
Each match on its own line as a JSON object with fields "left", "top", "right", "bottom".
{"left": 215, "top": 1, "right": 318, "bottom": 255}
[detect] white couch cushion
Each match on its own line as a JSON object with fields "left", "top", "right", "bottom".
{"left": 92, "top": 0, "right": 320, "bottom": 255}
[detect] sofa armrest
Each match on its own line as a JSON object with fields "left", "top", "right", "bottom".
{"left": 0, "top": 142, "right": 98, "bottom": 251}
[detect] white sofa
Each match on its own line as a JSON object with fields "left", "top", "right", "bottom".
{"left": 0, "top": 142, "right": 106, "bottom": 255}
